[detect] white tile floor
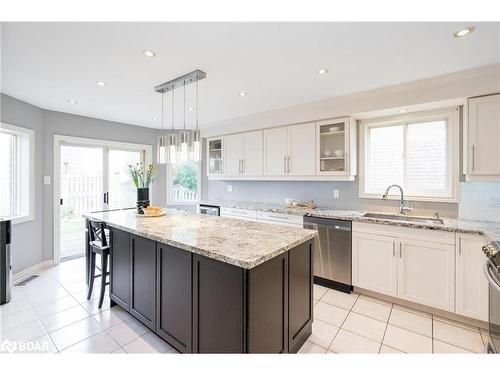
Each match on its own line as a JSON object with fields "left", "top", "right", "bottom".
{"left": 0, "top": 259, "right": 489, "bottom": 354}
{"left": 298, "top": 284, "right": 489, "bottom": 353}
{"left": 0, "top": 257, "right": 177, "bottom": 354}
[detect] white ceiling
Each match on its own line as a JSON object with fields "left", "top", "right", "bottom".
{"left": 1, "top": 22, "right": 499, "bottom": 129}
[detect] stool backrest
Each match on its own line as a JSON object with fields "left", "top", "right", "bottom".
{"left": 87, "top": 219, "right": 108, "bottom": 248}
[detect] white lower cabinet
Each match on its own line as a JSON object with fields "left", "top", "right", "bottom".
{"left": 397, "top": 238, "right": 455, "bottom": 312}
{"left": 257, "top": 211, "right": 304, "bottom": 228}
{"left": 352, "top": 232, "right": 397, "bottom": 297}
{"left": 352, "top": 223, "right": 464, "bottom": 316}
{"left": 220, "top": 207, "right": 258, "bottom": 222}
{"left": 456, "top": 233, "right": 489, "bottom": 321}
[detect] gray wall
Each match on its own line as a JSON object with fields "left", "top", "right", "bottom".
{"left": 1, "top": 94, "right": 44, "bottom": 273}
{"left": 41, "top": 109, "right": 160, "bottom": 263}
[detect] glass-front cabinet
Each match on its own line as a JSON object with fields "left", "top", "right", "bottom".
{"left": 316, "top": 117, "right": 356, "bottom": 177}
{"left": 207, "top": 137, "right": 224, "bottom": 176}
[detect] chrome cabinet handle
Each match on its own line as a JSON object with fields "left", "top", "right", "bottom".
{"left": 283, "top": 156, "right": 287, "bottom": 174}
{"left": 399, "top": 242, "right": 402, "bottom": 258}
{"left": 287, "top": 156, "right": 291, "bottom": 173}
{"left": 458, "top": 237, "right": 462, "bottom": 255}
{"left": 392, "top": 241, "right": 396, "bottom": 257}
{"left": 472, "top": 144, "right": 475, "bottom": 172}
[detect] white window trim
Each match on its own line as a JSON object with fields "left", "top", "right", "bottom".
{"left": 166, "top": 161, "right": 201, "bottom": 205}
{"left": 358, "top": 107, "right": 460, "bottom": 203}
{"left": 0, "top": 122, "right": 35, "bottom": 224}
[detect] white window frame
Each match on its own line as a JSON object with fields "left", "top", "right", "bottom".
{"left": 0, "top": 122, "right": 35, "bottom": 224}
{"left": 166, "top": 160, "right": 201, "bottom": 205}
{"left": 359, "top": 107, "right": 459, "bottom": 203}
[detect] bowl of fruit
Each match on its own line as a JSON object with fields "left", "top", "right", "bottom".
{"left": 138, "top": 205, "right": 166, "bottom": 217}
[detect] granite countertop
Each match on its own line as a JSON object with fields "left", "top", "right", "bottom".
{"left": 84, "top": 209, "right": 317, "bottom": 269}
{"left": 200, "top": 199, "right": 500, "bottom": 243}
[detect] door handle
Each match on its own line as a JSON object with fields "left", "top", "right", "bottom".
{"left": 472, "top": 144, "right": 475, "bottom": 172}
{"left": 103, "top": 192, "right": 109, "bottom": 204}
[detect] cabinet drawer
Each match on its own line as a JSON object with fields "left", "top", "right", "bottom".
{"left": 221, "top": 207, "right": 258, "bottom": 219}
{"left": 352, "top": 222, "right": 455, "bottom": 244}
{"left": 258, "top": 218, "right": 303, "bottom": 228}
{"left": 257, "top": 211, "right": 304, "bottom": 226}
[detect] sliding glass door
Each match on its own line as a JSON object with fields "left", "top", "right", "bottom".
{"left": 59, "top": 143, "right": 145, "bottom": 260}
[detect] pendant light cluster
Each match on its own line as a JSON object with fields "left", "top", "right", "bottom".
{"left": 156, "top": 70, "right": 205, "bottom": 164}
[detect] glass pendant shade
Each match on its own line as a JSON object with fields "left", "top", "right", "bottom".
{"left": 157, "top": 135, "right": 167, "bottom": 164}
{"left": 180, "top": 131, "right": 189, "bottom": 162}
{"left": 166, "top": 133, "right": 178, "bottom": 164}
{"left": 192, "top": 130, "right": 201, "bottom": 161}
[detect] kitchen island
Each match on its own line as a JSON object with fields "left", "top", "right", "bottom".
{"left": 84, "top": 209, "right": 317, "bottom": 353}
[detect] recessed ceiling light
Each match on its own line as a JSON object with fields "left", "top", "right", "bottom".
{"left": 454, "top": 27, "right": 475, "bottom": 38}
{"left": 188, "top": 107, "right": 194, "bottom": 112}
{"left": 238, "top": 92, "right": 247, "bottom": 97}
{"left": 67, "top": 99, "right": 78, "bottom": 104}
{"left": 152, "top": 117, "right": 158, "bottom": 121}
{"left": 143, "top": 49, "right": 156, "bottom": 57}
{"left": 316, "top": 68, "right": 328, "bottom": 75}
{"left": 399, "top": 109, "right": 408, "bottom": 113}
{"left": 96, "top": 81, "right": 106, "bottom": 86}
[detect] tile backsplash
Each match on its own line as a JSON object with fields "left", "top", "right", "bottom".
{"left": 459, "top": 182, "right": 500, "bottom": 222}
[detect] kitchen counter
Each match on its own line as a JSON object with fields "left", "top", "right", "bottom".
{"left": 200, "top": 199, "right": 500, "bottom": 242}
{"left": 84, "top": 208, "right": 315, "bottom": 353}
{"left": 84, "top": 208, "right": 317, "bottom": 269}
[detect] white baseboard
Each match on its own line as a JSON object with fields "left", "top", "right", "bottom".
{"left": 13, "top": 260, "right": 54, "bottom": 284}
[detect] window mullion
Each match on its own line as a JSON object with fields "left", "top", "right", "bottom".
{"left": 402, "top": 123, "right": 407, "bottom": 192}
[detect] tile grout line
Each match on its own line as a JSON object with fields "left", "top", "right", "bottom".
{"left": 378, "top": 303, "right": 393, "bottom": 353}
{"left": 326, "top": 292, "right": 361, "bottom": 352}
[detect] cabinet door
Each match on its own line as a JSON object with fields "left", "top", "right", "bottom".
{"left": 243, "top": 130, "right": 263, "bottom": 176}
{"left": 456, "top": 234, "right": 489, "bottom": 321}
{"left": 352, "top": 232, "right": 397, "bottom": 297}
{"left": 224, "top": 134, "right": 244, "bottom": 176}
{"left": 263, "top": 127, "right": 288, "bottom": 175}
{"left": 397, "top": 239, "right": 455, "bottom": 312}
{"left": 156, "top": 243, "right": 192, "bottom": 352}
{"left": 130, "top": 235, "right": 157, "bottom": 330}
{"left": 469, "top": 94, "right": 500, "bottom": 175}
{"left": 288, "top": 123, "right": 316, "bottom": 175}
{"left": 193, "top": 255, "right": 245, "bottom": 353}
{"left": 110, "top": 228, "right": 130, "bottom": 310}
{"left": 207, "top": 137, "right": 224, "bottom": 176}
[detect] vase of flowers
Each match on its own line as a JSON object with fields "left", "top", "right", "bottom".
{"left": 128, "top": 163, "right": 157, "bottom": 213}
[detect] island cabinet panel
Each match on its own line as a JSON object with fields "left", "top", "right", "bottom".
{"left": 109, "top": 228, "right": 131, "bottom": 310}
{"left": 288, "top": 240, "right": 314, "bottom": 352}
{"left": 156, "top": 243, "right": 192, "bottom": 353}
{"left": 192, "top": 255, "right": 245, "bottom": 353}
{"left": 247, "top": 253, "right": 288, "bottom": 353}
{"left": 130, "top": 235, "right": 157, "bottom": 330}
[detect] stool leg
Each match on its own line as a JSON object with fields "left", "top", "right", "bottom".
{"left": 87, "top": 252, "right": 96, "bottom": 300}
{"left": 98, "top": 253, "right": 108, "bottom": 309}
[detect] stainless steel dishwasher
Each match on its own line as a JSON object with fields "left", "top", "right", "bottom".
{"left": 303, "top": 216, "right": 352, "bottom": 293}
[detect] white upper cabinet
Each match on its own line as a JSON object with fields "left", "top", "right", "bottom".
{"left": 316, "top": 117, "right": 356, "bottom": 179}
{"left": 287, "top": 122, "right": 316, "bottom": 175}
{"left": 467, "top": 94, "right": 500, "bottom": 180}
{"left": 206, "top": 137, "right": 224, "bottom": 176}
{"left": 242, "top": 130, "right": 263, "bottom": 176}
{"left": 223, "top": 131, "right": 262, "bottom": 177}
{"left": 456, "top": 233, "right": 489, "bottom": 321}
{"left": 224, "top": 133, "right": 244, "bottom": 176}
{"left": 263, "top": 126, "right": 288, "bottom": 175}
{"left": 207, "top": 117, "right": 356, "bottom": 180}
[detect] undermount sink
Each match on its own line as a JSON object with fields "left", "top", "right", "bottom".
{"left": 363, "top": 213, "right": 444, "bottom": 225}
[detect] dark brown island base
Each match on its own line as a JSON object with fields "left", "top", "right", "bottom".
{"left": 84, "top": 209, "right": 317, "bottom": 353}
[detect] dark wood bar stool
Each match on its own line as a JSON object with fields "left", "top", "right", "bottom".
{"left": 86, "top": 219, "right": 110, "bottom": 309}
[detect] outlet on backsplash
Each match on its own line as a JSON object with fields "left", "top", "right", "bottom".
{"left": 333, "top": 190, "right": 340, "bottom": 199}
{"left": 227, "top": 185, "right": 233, "bottom": 193}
